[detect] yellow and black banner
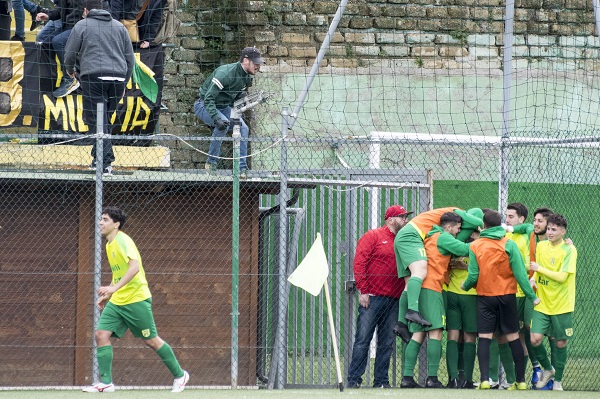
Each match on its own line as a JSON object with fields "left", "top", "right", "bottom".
{"left": 0, "top": 41, "right": 164, "bottom": 139}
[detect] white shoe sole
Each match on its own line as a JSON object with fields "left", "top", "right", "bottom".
{"left": 172, "top": 370, "right": 189, "bottom": 393}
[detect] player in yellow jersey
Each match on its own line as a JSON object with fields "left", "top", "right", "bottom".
{"left": 82, "top": 207, "right": 189, "bottom": 393}
{"left": 510, "top": 207, "right": 553, "bottom": 387}
{"left": 529, "top": 214, "right": 576, "bottom": 391}
{"left": 500, "top": 202, "right": 532, "bottom": 388}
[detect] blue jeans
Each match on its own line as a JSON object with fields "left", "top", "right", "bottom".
{"left": 49, "top": 28, "right": 71, "bottom": 74}
{"left": 11, "top": 0, "right": 36, "bottom": 37}
{"left": 193, "top": 99, "right": 248, "bottom": 170}
{"left": 36, "top": 19, "right": 61, "bottom": 42}
{"left": 347, "top": 296, "right": 399, "bottom": 386}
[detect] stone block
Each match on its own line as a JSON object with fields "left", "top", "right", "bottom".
{"left": 289, "top": 46, "right": 318, "bottom": 58}
{"left": 181, "top": 37, "right": 205, "bottom": 49}
{"left": 422, "top": 59, "right": 444, "bottom": 69}
{"left": 376, "top": 32, "right": 405, "bottom": 44}
{"left": 405, "top": 5, "right": 427, "bottom": 17}
{"left": 243, "top": 12, "right": 269, "bottom": 25}
{"left": 171, "top": 49, "right": 197, "bottom": 62}
{"left": 405, "top": 32, "right": 436, "bottom": 44}
{"left": 344, "top": 32, "right": 376, "bottom": 44}
{"left": 307, "top": 15, "right": 326, "bottom": 25}
{"left": 326, "top": 45, "right": 348, "bottom": 56}
{"left": 411, "top": 46, "right": 436, "bottom": 57}
{"left": 373, "top": 18, "right": 396, "bottom": 29}
{"left": 314, "top": 1, "right": 338, "bottom": 14}
{"left": 315, "top": 32, "right": 345, "bottom": 43}
{"left": 281, "top": 33, "right": 312, "bottom": 44}
{"left": 470, "top": 46, "right": 499, "bottom": 58}
{"left": 512, "top": 45, "right": 529, "bottom": 57}
{"left": 527, "top": 35, "right": 556, "bottom": 46}
{"left": 255, "top": 31, "right": 276, "bottom": 42}
{"left": 439, "top": 46, "right": 468, "bottom": 57}
{"left": 418, "top": 19, "right": 442, "bottom": 31}
{"left": 329, "top": 58, "right": 359, "bottom": 68}
{"left": 178, "top": 63, "right": 202, "bottom": 75}
{"left": 354, "top": 45, "right": 381, "bottom": 56}
{"left": 380, "top": 5, "right": 406, "bottom": 17}
{"left": 466, "top": 34, "right": 495, "bottom": 46}
{"left": 380, "top": 45, "right": 410, "bottom": 57}
{"left": 426, "top": 7, "right": 448, "bottom": 18}
{"left": 349, "top": 17, "right": 374, "bottom": 29}
{"left": 285, "top": 12, "right": 307, "bottom": 25}
{"left": 268, "top": 45, "right": 289, "bottom": 57}
{"left": 396, "top": 20, "right": 418, "bottom": 30}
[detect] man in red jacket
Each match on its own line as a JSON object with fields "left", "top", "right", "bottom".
{"left": 347, "top": 205, "right": 411, "bottom": 389}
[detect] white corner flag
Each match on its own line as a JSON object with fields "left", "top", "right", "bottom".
{"left": 287, "top": 233, "right": 330, "bottom": 296}
{"left": 287, "top": 232, "right": 344, "bottom": 391}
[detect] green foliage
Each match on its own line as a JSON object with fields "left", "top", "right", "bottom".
{"left": 449, "top": 30, "right": 468, "bottom": 45}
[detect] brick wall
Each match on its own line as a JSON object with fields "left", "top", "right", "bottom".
{"left": 160, "top": 0, "right": 598, "bottom": 167}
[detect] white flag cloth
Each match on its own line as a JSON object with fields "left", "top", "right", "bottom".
{"left": 288, "top": 233, "right": 330, "bottom": 296}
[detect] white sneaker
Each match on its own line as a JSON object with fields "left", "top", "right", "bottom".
{"left": 172, "top": 370, "right": 189, "bottom": 393}
{"left": 553, "top": 381, "right": 563, "bottom": 391}
{"left": 536, "top": 367, "right": 555, "bottom": 389}
{"left": 82, "top": 382, "right": 115, "bottom": 393}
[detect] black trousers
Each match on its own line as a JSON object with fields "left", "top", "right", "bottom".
{"left": 81, "top": 77, "right": 126, "bottom": 167}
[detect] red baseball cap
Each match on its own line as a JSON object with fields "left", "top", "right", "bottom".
{"left": 385, "top": 205, "right": 413, "bottom": 220}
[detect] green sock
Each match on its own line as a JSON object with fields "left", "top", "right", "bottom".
{"left": 489, "top": 339, "right": 499, "bottom": 381}
{"left": 427, "top": 338, "right": 442, "bottom": 377}
{"left": 554, "top": 345, "right": 568, "bottom": 381}
{"left": 549, "top": 339, "right": 558, "bottom": 367}
{"left": 401, "top": 341, "right": 407, "bottom": 376}
{"left": 463, "top": 342, "right": 477, "bottom": 382}
{"left": 532, "top": 343, "right": 552, "bottom": 370}
{"left": 458, "top": 341, "right": 465, "bottom": 377}
{"left": 403, "top": 340, "right": 422, "bottom": 377}
{"left": 407, "top": 277, "right": 423, "bottom": 312}
{"left": 156, "top": 342, "right": 184, "bottom": 378}
{"left": 446, "top": 340, "right": 459, "bottom": 379}
{"left": 499, "top": 343, "right": 516, "bottom": 384}
{"left": 525, "top": 331, "right": 538, "bottom": 367}
{"left": 399, "top": 291, "right": 408, "bottom": 323}
{"left": 97, "top": 345, "right": 113, "bottom": 384}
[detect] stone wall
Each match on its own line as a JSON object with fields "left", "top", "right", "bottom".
{"left": 160, "top": 0, "right": 598, "bottom": 168}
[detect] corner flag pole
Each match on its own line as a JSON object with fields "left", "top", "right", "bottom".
{"left": 324, "top": 279, "right": 344, "bottom": 392}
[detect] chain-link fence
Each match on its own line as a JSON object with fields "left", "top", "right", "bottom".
{"left": 1, "top": 0, "right": 600, "bottom": 392}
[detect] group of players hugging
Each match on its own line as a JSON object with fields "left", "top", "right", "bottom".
{"left": 394, "top": 204, "right": 575, "bottom": 391}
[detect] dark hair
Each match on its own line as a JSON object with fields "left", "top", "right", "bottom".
{"left": 102, "top": 206, "right": 127, "bottom": 229}
{"left": 440, "top": 212, "right": 462, "bottom": 227}
{"left": 533, "top": 207, "right": 553, "bottom": 220}
{"left": 507, "top": 202, "right": 529, "bottom": 220}
{"left": 547, "top": 213, "right": 567, "bottom": 230}
{"left": 484, "top": 210, "right": 502, "bottom": 228}
{"left": 84, "top": 0, "right": 105, "bottom": 10}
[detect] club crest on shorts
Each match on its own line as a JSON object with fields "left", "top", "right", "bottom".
{"left": 142, "top": 329, "right": 150, "bottom": 337}
{"left": 565, "top": 328, "right": 573, "bottom": 337}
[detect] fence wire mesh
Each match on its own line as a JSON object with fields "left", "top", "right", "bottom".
{"left": 0, "top": 0, "right": 599, "bottom": 392}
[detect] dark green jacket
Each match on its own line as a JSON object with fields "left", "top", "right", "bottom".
{"left": 199, "top": 62, "right": 253, "bottom": 121}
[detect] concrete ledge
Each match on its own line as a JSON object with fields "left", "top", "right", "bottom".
{"left": 0, "top": 143, "right": 170, "bottom": 169}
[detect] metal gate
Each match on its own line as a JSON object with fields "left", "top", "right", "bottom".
{"left": 257, "top": 169, "right": 432, "bottom": 387}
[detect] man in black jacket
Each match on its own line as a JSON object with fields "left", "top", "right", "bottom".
{"left": 36, "top": 0, "right": 85, "bottom": 97}
{"left": 64, "top": 0, "right": 135, "bottom": 175}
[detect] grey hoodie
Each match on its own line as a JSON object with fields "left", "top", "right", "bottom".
{"left": 64, "top": 9, "right": 135, "bottom": 81}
